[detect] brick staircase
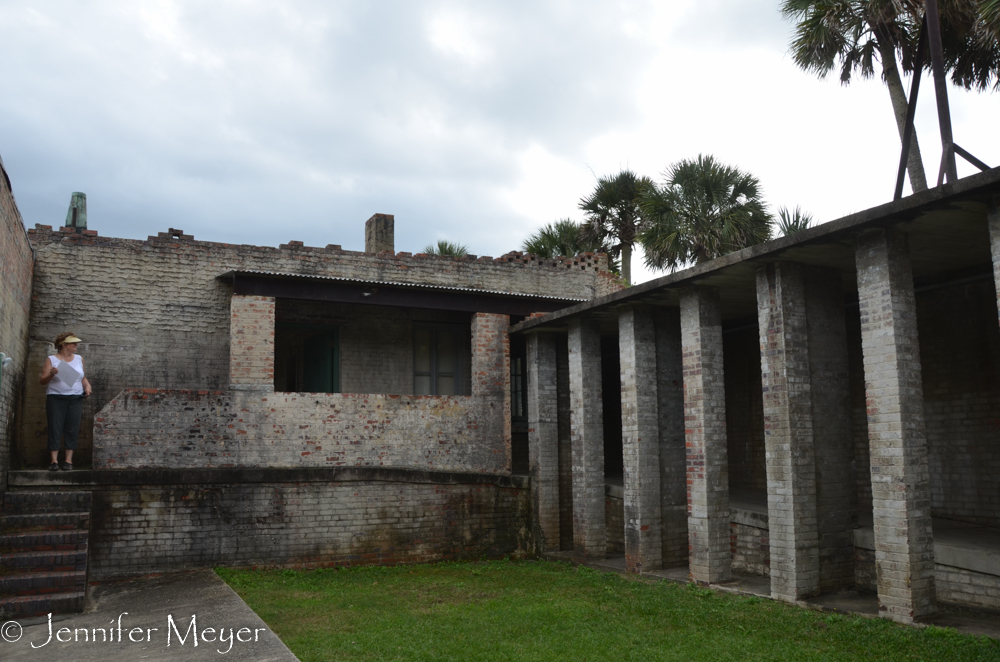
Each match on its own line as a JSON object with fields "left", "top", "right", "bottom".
{"left": 0, "top": 490, "right": 91, "bottom": 618}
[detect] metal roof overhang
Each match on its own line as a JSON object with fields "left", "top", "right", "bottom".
{"left": 216, "top": 270, "right": 585, "bottom": 316}
{"left": 510, "top": 166, "right": 1000, "bottom": 336}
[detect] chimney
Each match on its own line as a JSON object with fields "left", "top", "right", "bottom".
{"left": 65, "top": 192, "right": 87, "bottom": 230}
{"left": 365, "top": 213, "right": 394, "bottom": 254}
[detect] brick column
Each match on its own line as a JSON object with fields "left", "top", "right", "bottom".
{"left": 568, "top": 318, "right": 605, "bottom": 559}
{"left": 619, "top": 307, "right": 662, "bottom": 573}
{"left": 655, "top": 309, "right": 688, "bottom": 568}
{"left": 680, "top": 287, "right": 730, "bottom": 584}
{"left": 756, "top": 263, "right": 820, "bottom": 601}
{"left": 856, "top": 229, "right": 935, "bottom": 623}
{"left": 527, "top": 332, "right": 560, "bottom": 551}
{"left": 230, "top": 295, "right": 275, "bottom": 390}
{"left": 471, "top": 313, "right": 512, "bottom": 467}
{"left": 989, "top": 200, "right": 1000, "bottom": 326}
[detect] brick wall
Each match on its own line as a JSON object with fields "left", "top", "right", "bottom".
{"left": 916, "top": 280, "right": 1000, "bottom": 527}
{"left": 87, "top": 476, "right": 530, "bottom": 580}
{"left": 21, "top": 226, "right": 616, "bottom": 466}
{"left": 230, "top": 295, "right": 275, "bottom": 387}
{"left": 94, "top": 388, "right": 509, "bottom": 473}
{"left": 0, "top": 158, "right": 33, "bottom": 489}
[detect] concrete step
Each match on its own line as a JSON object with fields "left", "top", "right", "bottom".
{"left": 0, "top": 529, "right": 89, "bottom": 553}
{"left": 0, "top": 512, "right": 90, "bottom": 533}
{"left": 0, "top": 591, "right": 86, "bottom": 619}
{"left": 0, "top": 570, "right": 87, "bottom": 597}
{"left": 0, "top": 549, "right": 88, "bottom": 572}
{"left": 2, "top": 490, "right": 92, "bottom": 514}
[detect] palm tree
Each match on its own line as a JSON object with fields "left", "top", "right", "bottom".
{"left": 943, "top": 0, "right": 1000, "bottom": 91}
{"left": 782, "top": 0, "right": 930, "bottom": 193}
{"left": 579, "top": 170, "right": 654, "bottom": 284}
{"left": 422, "top": 240, "right": 468, "bottom": 257}
{"left": 521, "top": 219, "right": 620, "bottom": 272}
{"left": 639, "top": 155, "right": 772, "bottom": 270}
{"left": 775, "top": 206, "right": 815, "bottom": 236}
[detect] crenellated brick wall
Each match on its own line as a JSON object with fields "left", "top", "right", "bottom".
{"left": 0, "top": 158, "right": 33, "bottom": 490}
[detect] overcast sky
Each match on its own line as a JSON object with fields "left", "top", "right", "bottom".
{"left": 1, "top": 0, "right": 997, "bottom": 283}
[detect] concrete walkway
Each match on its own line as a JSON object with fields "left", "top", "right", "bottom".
{"left": 0, "top": 570, "right": 298, "bottom": 661}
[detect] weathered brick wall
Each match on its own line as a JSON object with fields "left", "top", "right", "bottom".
{"left": 0, "top": 158, "right": 33, "bottom": 488}
{"left": 94, "top": 389, "right": 509, "bottom": 473}
{"left": 22, "top": 226, "right": 615, "bottom": 466}
{"left": 606, "top": 490, "right": 625, "bottom": 555}
{"left": 88, "top": 477, "right": 530, "bottom": 580}
{"left": 916, "top": 281, "right": 1000, "bottom": 527}
{"left": 730, "top": 521, "right": 770, "bottom": 577}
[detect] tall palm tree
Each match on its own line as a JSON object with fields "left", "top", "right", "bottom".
{"left": 639, "top": 155, "right": 772, "bottom": 270}
{"left": 943, "top": 0, "right": 1000, "bottom": 91}
{"left": 782, "top": 0, "right": 930, "bottom": 193}
{"left": 579, "top": 170, "right": 654, "bottom": 284}
{"left": 521, "top": 219, "right": 620, "bottom": 272}
{"left": 422, "top": 240, "right": 468, "bottom": 257}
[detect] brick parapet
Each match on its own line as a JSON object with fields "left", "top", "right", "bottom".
{"left": 527, "top": 333, "right": 559, "bottom": 552}
{"left": 855, "top": 228, "right": 936, "bottom": 623}
{"left": 756, "top": 263, "right": 820, "bottom": 602}
{"left": 619, "top": 307, "right": 663, "bottom": 573}
{"left": 93, "top": 388, "right": 509, "bottom": 474}
{"left": 230, "top": 295, "right": 275, "bottom": 388}
{"left": 568, "top": 319, "right": 605, "bottom": 559}
{"left": 680, "top": 286, "right": 731, "bottom": 584}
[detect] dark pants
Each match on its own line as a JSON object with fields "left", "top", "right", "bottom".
{"left": 47, "top": 394, "right": 83, "bottom": 451}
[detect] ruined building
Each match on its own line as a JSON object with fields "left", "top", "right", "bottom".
{"left": 1, "top": 152, "right": 998, "bottom": 625}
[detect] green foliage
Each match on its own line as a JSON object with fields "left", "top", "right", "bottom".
{"left": 422, "top": 240, "right": 469, "bottom": 257}
{"left": 218, "top": 561, "right": 1000, "bottom": 661}
{"left": 639, "top": 154, "right": 772, "bottom": 270}
{"left": 781, "top": 0, "right": 999, "bottom": 91}
{"left": 579, "top": 169, "right": 655, "bottom": 284}
{"left": 776, "top": 205, "right": 814, "bottom": 236}
{"left": 521, "top": 219, "right": 619, "bottom": 273}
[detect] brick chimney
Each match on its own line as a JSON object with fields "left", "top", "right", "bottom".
{"left": 365, "top": 213, "right": 394, "bottom": 254}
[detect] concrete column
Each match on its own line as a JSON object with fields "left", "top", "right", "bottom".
{"left": 856, "top": 229, "right": 935, "bottom": 623}
{"left": 655, "top": 309, "right": 688, "bottom": 568}
{"left": 619, "top": 307, "right": 662, "bottom": 573}
{"left": 680, "top": 287, "right": 730, "bottom": 584}
{"left": 229, "top": 295, "right": 275, "bottom": 390}
{"left": 756, "top": 263, "right": 820, "bottom": 601}
{"left": 527, "top": 333, "right": 560, "bottom": 552}
{"left": 568, "top": 318, "right": 605, "bottom": 559}
{"left": 989, "top": 200, "right": 1000, "bottom": 326}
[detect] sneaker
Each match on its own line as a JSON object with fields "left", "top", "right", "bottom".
{"left": 60, "top": 463, "right": 73, "bottom": 471}
{"left": 49, "top": 462, "right": 59, "bottom": 471}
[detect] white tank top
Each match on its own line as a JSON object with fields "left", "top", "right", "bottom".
{"left": 46, "top": 354, "right": 85, "bottom": 396}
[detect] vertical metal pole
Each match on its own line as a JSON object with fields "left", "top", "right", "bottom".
{"left": 925, "top": 0, "right": 958, "bottom": 184}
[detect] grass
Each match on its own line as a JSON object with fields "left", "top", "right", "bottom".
{"left": 217, "top": 560, "right": 1000, "bottom": 662}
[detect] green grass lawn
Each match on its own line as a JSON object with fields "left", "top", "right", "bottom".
{"left": 217, "top": 560, "right": 1000, "bottom": 662}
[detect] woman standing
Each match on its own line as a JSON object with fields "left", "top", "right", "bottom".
{"left": 39, "top": 332, "right": 92, "bottom": 471}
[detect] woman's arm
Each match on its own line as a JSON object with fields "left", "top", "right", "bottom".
{"left": 80, "top": 357, "right": 91, "bottom": 397}
{"left": 39, "top": 357, "right": 57, "bottom": 385}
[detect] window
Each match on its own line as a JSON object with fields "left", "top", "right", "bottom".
{"left": 414, "top": 323, "right": 464, "bottom": 395}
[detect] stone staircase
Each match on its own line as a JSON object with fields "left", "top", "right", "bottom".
{"left": 0, "top": 489, "right": 91, "bottom": 618}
